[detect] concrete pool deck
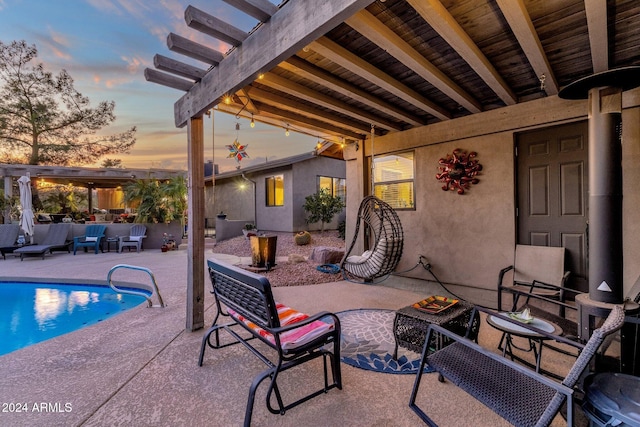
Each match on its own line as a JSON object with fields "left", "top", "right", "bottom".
{"left": 0, "top": 247, "right": 569, "bottom": 426}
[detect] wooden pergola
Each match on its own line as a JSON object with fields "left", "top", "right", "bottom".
{"left": 144, "top": 0, "right": 640, "bottom": 330}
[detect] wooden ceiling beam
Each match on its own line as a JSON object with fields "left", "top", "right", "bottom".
{"left": 309, "top": 37, "right": 451, "bottom": 120}
{"left": 245, "top": 85, "right": 377, "bottom": 135}
{"left": 495, "top": 0, "right": 558, "bottom": 95}
{"left": 346, "top": 10, "right": 482, "bottom": 113}
{"left": 173, "top": 0, "right": 374, "bottom": 127}
{"left": 236, "top": 88, "right": 259, "bottom": 114}
{"left": 408, "top": 0, "right": 517, "bottom": 105}
{"left": 281, "top": 57, "right": 426, "bottom": 127}
{"left": 153, "top": 54, "right": 207, "bottom": 81}
{"left": 255, "top": 102, "right": 366, "bottom": 140}
{"left": 167, "top": 33, "right": 224, "bottom": 66}
{"left": 584, "top": 0, "right": 608, "bottom": 73}
{"left": 185, "top": 5, "right": 248, "bottom": 46}
{"left": 259, "top": 72, "right": 403, "bottom": 131}
{"left": 222, "top": 0, "right": 278, "bottom": 22}
{"left": 216, "top": 101, "right": 354, "bottom": 143}
{"left": 144, "top": 68, "right": 194, "bottom": 91}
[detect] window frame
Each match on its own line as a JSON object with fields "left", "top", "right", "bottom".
{"left": 370, "top": 151, "right": 415, "bottom": 210}
{"left": 317, "top": 175, "right": 346, "bottom": 201}
{"left": 265, "top": 175, "right": 284, "bottom": 207}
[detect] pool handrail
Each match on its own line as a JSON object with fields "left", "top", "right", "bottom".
{"left": 107, "top": 264, "right": 166, "bottom": 308}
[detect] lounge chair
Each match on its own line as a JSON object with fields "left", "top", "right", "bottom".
{"left": 73, "top": 224, "right": 107, "bottom": 255}
{"left": 410, "top": 305, "right": 626, "bottom": 427}
{"left": 118, "top": 225, "right": 147, "bottom": 252}
{"left": 14, "top": 223, "right": 72, "bottom": 260}
{"left": 0, "top": 224, "right": 21, "bottom": 260}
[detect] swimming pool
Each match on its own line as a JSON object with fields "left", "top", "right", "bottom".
{"left": 0, "top": 281, "right": 150, "bottom": 356}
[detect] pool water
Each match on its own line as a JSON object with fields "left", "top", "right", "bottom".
{"left": 0, "top": 282, "right": 149, "bottom": 356}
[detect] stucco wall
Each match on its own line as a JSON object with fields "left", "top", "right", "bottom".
{"left": 292, "top": 156, "right": 346, "bottom": 232}
{"left": 208, "top": 156, "right": 346, "bottom": 233}
{"left": 345, "top": 90, "right": 640, "bottom": 305}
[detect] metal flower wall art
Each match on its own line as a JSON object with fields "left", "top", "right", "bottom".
{"left": 435, "top": 149, "right": 482, "bottom": 194}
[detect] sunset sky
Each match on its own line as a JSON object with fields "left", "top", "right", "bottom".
{"left": 0, "top": 0, "right": 318, "bottom": 172}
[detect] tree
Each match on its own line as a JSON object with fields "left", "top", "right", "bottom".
{"left": 303, "top": 188, "right": 345, "bottom": 233}
{"left": 123, "top": 176, "right": 186, "bottom": 224}
{"left": 101, "top": 158, "right": 124, "bottom": 168}
{"left": 0, "top": 40, "right": 136, "bottom": 165}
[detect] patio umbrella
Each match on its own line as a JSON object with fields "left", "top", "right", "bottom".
{"left": 17, "top": 175, "right": 35, "bottom": 239}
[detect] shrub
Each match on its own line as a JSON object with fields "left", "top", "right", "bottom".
{"left": 302, "top": 188, "right": 345, "bottom": 233}
{"left": 294, "top": 231, "right": 311, "bottom": 245}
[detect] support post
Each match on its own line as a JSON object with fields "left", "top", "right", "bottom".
{"left": 187, "top": 116, "right": 205, "bottom": 331}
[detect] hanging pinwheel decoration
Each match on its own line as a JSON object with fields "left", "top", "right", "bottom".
{"left": 226, "top": 139, "right": 249, "bottom": 164}
{"left": 226, "top": 122, "right": 249, "bottom": 167}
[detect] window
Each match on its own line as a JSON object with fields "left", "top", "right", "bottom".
{"left": 265, "top": 175, "right": 284, "bottom": 206}
{"left": 318, "top": 176, "right": 346, "bottom": 200}
{"left": 372, "top": 152, "right": 415, "bottom": 209}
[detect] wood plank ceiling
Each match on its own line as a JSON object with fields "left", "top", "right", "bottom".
{"left": 145, "top": 0, "right": 640, "bottom": 153}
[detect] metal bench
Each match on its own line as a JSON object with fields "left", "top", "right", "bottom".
{"left": 198, "top": 259, "right": 342, "bottom": 427}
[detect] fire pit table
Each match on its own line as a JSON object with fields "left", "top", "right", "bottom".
{"left": 393, "top": 299, "right": 479, "bottom": 358}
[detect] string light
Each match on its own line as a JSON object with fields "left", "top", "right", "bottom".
{"left": 285, "top": 127, "right": 290, "bottom": 137}
{"left": 224, "top": 95, "right": 231, "bottom": 105}
{"left": 250, "top": 115, "right": 255, "bottom": 128}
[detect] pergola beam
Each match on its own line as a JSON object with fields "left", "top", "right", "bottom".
{"left": 495, "top": 0, "right": 558, "bottom": 95}
{"left": 153, "top": 54, "right": 207, "bottom": 81}
{"left": 259, "top": 73, "right": 402, "bottom": 131}
{"left": 408, "top": 0, "right": 517, "bottom": 105}
{"left": 222, "top": 0, "right": 278, "bottom": 22}
{"left": 584, "top": 0, "right": 609, "bottom": 73}
{"left": 144, "top": 68, "right": 194, "bottom": 91}
{"left": 256, "top": 102, "right": 366, "bottom": 140}
{"left": 174, "top": 0, "right": 376, "bottom": 127}
{"left": 309, "top": 37, "right": 451, "bottom": 120}
{"left": 346, "top": 10, "right": 482, "bottom": 113}
{"left": 280, "top": 57, "right": 426, "bottom": 127}
{"left": 185, "top": 5, "right": 248, "bottom": 46}
{"left": 246, "top": 85, "right": 379, "bottom": 135}
{"left": 167, "top": 33, "right": 224, "bottom": 66}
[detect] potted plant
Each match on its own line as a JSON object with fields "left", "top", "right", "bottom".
{"left": 217, "top": 211, "right": 227, "bottom": 219}
{"left": 242, "top": 222, "right": 257, "bottom": 239}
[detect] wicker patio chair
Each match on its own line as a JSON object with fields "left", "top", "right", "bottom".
{"left": 340, "top": 196, "right": 403, "bottom": 282}
{"left": 409, "top": 305, "right": 626, "bottom": 427}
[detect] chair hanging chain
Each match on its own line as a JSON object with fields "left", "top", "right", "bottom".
{"left": 370, "top": 124, "right": 375, "bottom": 194}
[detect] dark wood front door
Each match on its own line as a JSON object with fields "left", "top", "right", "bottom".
{"left": 516, "top": 121, "right": 589, "bottom": 292}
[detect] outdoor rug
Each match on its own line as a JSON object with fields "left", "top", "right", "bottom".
{"left": 337, "top": 309, "right": 434, "bottom": 375}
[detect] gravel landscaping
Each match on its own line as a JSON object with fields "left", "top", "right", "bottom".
{"left": 211, "top": 230, "right": 346, "bottom": 287}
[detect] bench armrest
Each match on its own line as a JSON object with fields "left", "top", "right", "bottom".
{"left": 270, "top": 311, "right": 339, "bottom": 334}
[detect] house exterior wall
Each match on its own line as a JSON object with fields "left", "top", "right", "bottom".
{"left": 345, "top": 90, "right": 640, "bottom": 306}
{"left": 208, "top": 175, "right": 255, "bottom": 225}
{"left": 291, "top": 156, "right": 346, "bottom": 232}
{"left": 207, "top": 156, "right": 346, "bottom": 233}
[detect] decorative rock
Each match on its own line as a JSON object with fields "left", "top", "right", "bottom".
{"left": 288, "top": 254, "right": 306, "bottom": 264}
{"left": 309, "top": 246, "right": 344, "bottom": 265}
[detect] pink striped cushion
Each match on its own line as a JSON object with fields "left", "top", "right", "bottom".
{"left": 228, "top": 303, "right": 334, "bottom": 351}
